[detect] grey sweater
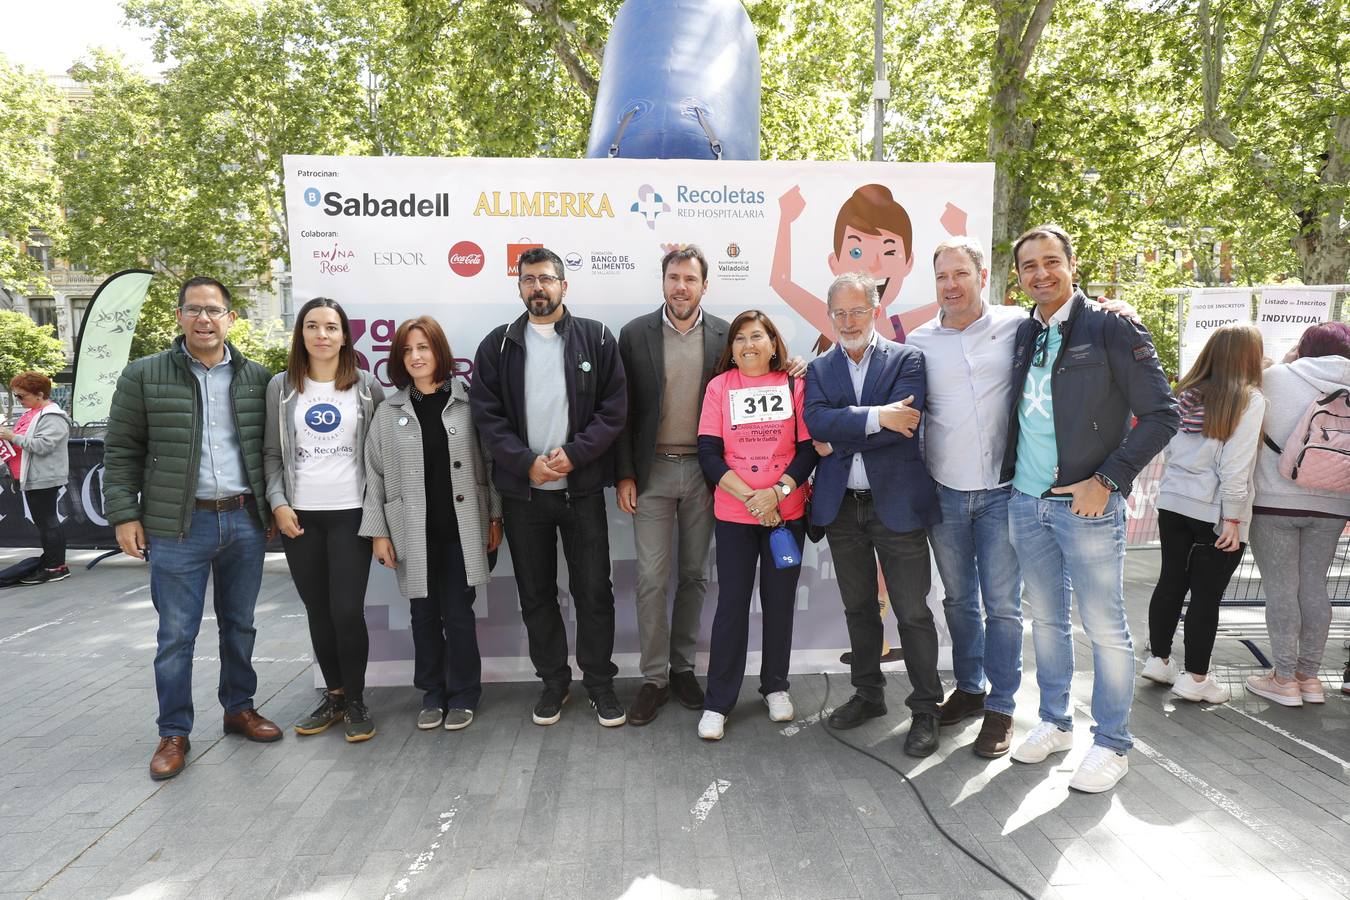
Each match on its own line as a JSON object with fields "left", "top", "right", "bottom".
{"left": 1253, "top": 355, "right": 1350, "bottom": 517}
{"left": 1156, "top": 390, "right": 1265, "bottom": 541}
{"left": 13, "top": 403, "right": 71, "bottom": 491}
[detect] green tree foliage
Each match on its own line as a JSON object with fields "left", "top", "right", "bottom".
{"left": 227, "top": 317, "right": 290, "bottom": 375}
{"left": 0, "top": 311, "right": 68, "bottom": 418}
{"left": 0, "top": 57, "right": 63, "bottom": 297}
{"left": 48, "top": 0, "right": 1349, "bottom": 361}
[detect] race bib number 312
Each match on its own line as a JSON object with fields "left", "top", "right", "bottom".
{"left": 729, "top": 384, "right": 793, "bottom": 426}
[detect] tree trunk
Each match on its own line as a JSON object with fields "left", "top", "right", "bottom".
{"left": 1292, "top": 113, "right": 1350, "bottom": 286}
{"left": 986, "top": 0, "right": 1056, "bottom": 305}
{"left": 1197, "top": 1, "right": 1348, "bottom": 286}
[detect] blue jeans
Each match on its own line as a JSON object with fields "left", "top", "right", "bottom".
{"left": 1008, "top": 490, "right": 1134, "bottom": 753}
{"left": 147, "top": 507, "right": 267, "bottom": 737}
{"left": 928, "top": 484, "right": 1023, "bottom": 716}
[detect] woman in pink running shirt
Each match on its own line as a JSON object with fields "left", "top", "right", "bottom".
{"left": 695, "top": 311, "right": 818, "bottom": 741}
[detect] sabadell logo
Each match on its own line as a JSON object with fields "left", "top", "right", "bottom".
{"left": 448, "top": 241, "right": 485, "bottom": 277}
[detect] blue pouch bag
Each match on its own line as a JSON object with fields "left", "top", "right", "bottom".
{"left": 768, "top": 525, "right": 801, "bottom": 569}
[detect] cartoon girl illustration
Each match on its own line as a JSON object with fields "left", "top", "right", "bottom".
{"left": 771, "top": 183, "right": 966, "bottom": 351}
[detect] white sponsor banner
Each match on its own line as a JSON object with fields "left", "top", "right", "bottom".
{"left": 1180, "top": 288, "right": 1253, "bottom": 373}
{"left": 284, "top": 154, "right": 993, "bottom": 683}
{"left": 1256, "top": 287, "right": 1337, "bottom": 364}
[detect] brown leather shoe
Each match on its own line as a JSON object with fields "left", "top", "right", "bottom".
{"left": 974, "top": 711, "right": 1013, "bottom": 758}
{"left": 223, "top": 708, "right": 283, "bottom": 742}
{"left": 937, "top": 688, "right": 986, "bottom": 726}
{"left": 150, "top": 736, "right": 190, "bottom": 780}
{"left": 669, "top": 670, "right": 704, "bottom": 709}
{"left": 628, "top": 683, "right": 669, "bottom": 726}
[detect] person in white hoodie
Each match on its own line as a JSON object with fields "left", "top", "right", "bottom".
{"left": 1142, "top": 324, "right": 1265, "bottom": 703}
{"left": 0, "top": 372, "right": 72, "bottom": 584}
{"left": 1245, "top": 321, "right": 1350, "bottom": 707}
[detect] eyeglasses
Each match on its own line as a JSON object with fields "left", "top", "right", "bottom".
{"left": 519, "top": 274, "right": 561, "bottom": 288}
{"left": 181, "top": 304, "right": 231, "bottom": 319}
{"left": 829, "top": 308, "right": 873, "bottom": 323}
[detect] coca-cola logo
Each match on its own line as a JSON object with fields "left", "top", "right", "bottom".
{"left": 448, "top": 240, "right": 485, "bottom": 277}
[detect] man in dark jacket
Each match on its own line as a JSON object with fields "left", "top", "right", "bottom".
{"left": 614, "top": 246, "right": 728, "bottom": 725}
{"left": 1001, "top": 225, "right": 1179, "bottom": 793}
{"left": 804, "top": 272, "right": 943, "bottom": 758}
{"left": 104, "top": 275, "right": 281, "bottom": 782}
{"left": 470, "top": 247, "right": 628, "bottom": 728}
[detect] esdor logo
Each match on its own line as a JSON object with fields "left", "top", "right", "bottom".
{"left": 448, "top": 241, "right": 485, "bottom": 277}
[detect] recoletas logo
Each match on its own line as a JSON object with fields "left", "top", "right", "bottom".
{"left": 630, "top": 185, "right": 670, "bottom": 230}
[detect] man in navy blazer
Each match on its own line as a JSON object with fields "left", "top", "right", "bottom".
{"left": 804, "top": 272, "right": 944, "bottom": 757}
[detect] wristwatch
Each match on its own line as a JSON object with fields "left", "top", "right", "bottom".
{"left": 776, "top": 481, "right": 793, "bottom": 497}
{"left": 1093, "top": 472, "right": 1118, "bottom": 493}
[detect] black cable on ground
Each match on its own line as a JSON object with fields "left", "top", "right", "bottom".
{"left": 818, "top": 672, "right": 1037, "bottom": 900}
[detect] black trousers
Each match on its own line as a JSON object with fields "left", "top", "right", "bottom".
{"left": 502, "top": 489, "right": 617, "bottom": 693}
{"left": 25, "top": 486, "right": 66, "bottom": 568}
{"left": 281, "top": 508, "right": 373, "bottom": 701}
{"left": 410, "top": 537, "right": 481, "bottom": 711}
{"left": 1148, "top": 508, "right": 1244, "bottom": 675}
{"left": 704, "top": 518, "right": 806, "bottom": 714}
{"left": 825, "top": 492, "right": 941, "bottom": 714}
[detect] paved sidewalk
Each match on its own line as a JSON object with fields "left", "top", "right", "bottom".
{"left": 1, "top": 548, "right": 1348, "bottom": 899}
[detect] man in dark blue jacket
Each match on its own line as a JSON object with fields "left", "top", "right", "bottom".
{"left": 804, "top": 272, "right": 943, "bottom": 758}
{"left": 470, "top": 247, "right": 628, "bottom": 729}
{"left": 1001, "top": 225, "right": 1179, "bottom": 793}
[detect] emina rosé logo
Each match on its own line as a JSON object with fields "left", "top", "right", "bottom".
{"left": 313, "top": 243, "right": 354, "bottom": 275}
{"left": 448, "top": 240, "right": 485, "bottom": 277}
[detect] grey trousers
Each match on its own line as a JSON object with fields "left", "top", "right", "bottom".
{"left": 632, "top": 455, "right": 715, "bottom": 685}
{"left": 1249, "top": 513, "right": 1347, "bottom": 677}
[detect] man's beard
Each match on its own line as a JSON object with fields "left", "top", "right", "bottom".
{"left": 838, "top": 328, "right": 874, "bottom": 352}
{"left": 528, "top": 293, "right": 560, "bottom": 317}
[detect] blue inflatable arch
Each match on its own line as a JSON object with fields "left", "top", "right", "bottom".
{"left": 585, "top": 0, "right": 761, "bottom": 161}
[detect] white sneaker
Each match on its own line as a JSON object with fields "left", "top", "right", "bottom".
{"left": 1011, "top": 721, "right": 1074, "bottom": 763}
{"left": 1069, "top": 745, "right": 1129, "bottom": 793}
{"left": 1141, "top": 656, "right": 1179, "bottom": 685}
{"left": 1171, "top": 673, "right": 1231, "bottom": 704}
{"left": 698, "top": 710, "right": 726, "bottom": 741}
{"left": 764, "top": 691, "right": 794, "bottom": 722}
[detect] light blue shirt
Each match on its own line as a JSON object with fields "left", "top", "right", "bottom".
{"left": 1013, "top": 301, "right": 1073, "bottom": 498}
{"left": 184, "top": 344, "right": 251, "bottom": 500}
{"left": 908, "top": 303, "right": 1024, "bottom": 490}
{"left": 839, "top": 333, "right": 883, "bottom": 490}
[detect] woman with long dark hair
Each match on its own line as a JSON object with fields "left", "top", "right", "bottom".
{"left": 264, "top": 297, "right": 385, "bottom": 741}
{"left": 695, "top": 310, "right": 817, "bottom": 740}
{"left": 360, "top": 317, "right": 501, "bottom": 732}
{"left": 1142, "top": 323, "right": 1265, "bottom": 703}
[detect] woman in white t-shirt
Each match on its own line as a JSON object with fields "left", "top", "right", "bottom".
{"left": 264, "top": 298, "right": 385, "bottom": 742}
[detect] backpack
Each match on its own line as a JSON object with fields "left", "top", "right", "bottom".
{"left": 1263, "top": 388, "right": 1350, "bottom": 493}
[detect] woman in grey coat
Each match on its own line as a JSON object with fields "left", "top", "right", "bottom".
{"left": 0, "top": 372, "right": 72, "bottom": 584}
{"left": 360, "top": 316, "right": 501, "bottom": 732}
{"left": 264, "top": 298, "right": 386, "bottom": 742}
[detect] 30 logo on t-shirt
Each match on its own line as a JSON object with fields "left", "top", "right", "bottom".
{"left": 305, "top": 403, "right": 342, "bottom": 434}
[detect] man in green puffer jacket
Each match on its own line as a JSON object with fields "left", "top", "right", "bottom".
{"left": 104, "top": 276, "right": 283, "bottom": 782}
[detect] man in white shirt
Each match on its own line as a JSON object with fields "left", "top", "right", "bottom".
{"left": 908, "top": 237, "right": 1024, "bottom": 758}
